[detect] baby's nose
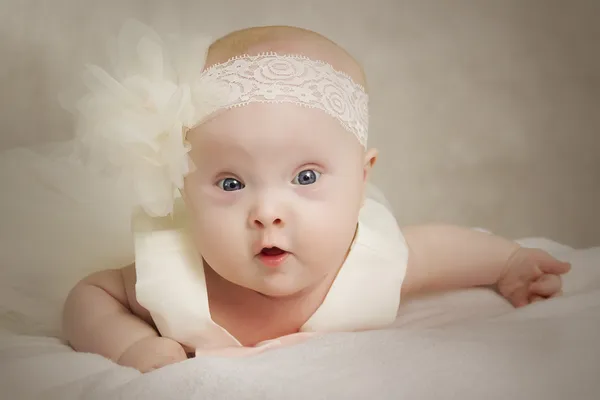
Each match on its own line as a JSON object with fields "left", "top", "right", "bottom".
{"left": 249, "top": 201, "right": 285, "bottom": 229}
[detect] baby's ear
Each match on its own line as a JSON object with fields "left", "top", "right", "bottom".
{"left": 360, "top": 148, "right": 378, "bottom": 207}
{"left": 362, "top": 148, "right": 378, "bottom": 183}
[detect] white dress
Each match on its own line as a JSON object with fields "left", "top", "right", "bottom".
{"left": 132, "top": 192, "right": 409, "bottom": 352}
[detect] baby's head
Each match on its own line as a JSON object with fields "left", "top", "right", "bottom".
{"left": 182, "top": 26, "right": 377, "bottom": 297}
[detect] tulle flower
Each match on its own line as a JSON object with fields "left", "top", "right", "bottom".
{"left": 69, "top": 20, "right": 214, "bottom": 217}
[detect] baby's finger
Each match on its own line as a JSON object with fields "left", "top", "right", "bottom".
{"left": 529, "top": 274, "right": 562, "bottom": 297}
{"left": 550, "top": 290, "right": 563, "bottom": 298}
{"left": 539, "top": 257, "right": 571, "bottom": 275}
{"left": 529, "top": 294, "right": 545, "bottom": 303}
{"left": 508, "top": 285, "right": 530, "bottom": 308}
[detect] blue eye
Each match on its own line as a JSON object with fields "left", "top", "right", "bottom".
{"left": 217, "top": 177, "right": 245, "bottom": 191}
{"left": 293, "top": 169, "right": 321, "bottom": 185}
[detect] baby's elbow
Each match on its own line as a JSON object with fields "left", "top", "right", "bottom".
{"left": 62, "top": 272, "right": 104, "bottom": 324}
{"left": 61, "top": 269, "right": 122, "bottom": 341}
{"left": 61, "top": 279, "right": 91, "bottom": 345}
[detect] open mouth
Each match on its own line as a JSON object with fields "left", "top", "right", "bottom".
{"left": 260, "top": 247, "right": 285, "bottom": 256}
{"left": 257, "top": 247, "right": 289, "bottom": 267}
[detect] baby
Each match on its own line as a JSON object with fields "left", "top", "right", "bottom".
{"left": 62, "top": 23, "right": 571, "bottom": 373}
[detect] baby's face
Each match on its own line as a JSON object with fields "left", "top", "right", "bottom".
{"left": 183, "top": 102, "right": 370, "bottom": 297}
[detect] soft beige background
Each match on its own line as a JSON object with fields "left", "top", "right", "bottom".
{"left": 1, "top": 0, "right": 599, "bottom": 247}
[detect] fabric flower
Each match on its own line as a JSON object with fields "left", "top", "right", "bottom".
{"left": 70, "top": 20, "right": 213, "bottom": 217}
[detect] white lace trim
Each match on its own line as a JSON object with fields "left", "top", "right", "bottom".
{"left": 197, "top": 53, "right": 369, "bottom": 147}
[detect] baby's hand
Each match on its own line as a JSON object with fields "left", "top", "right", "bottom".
{"left": 118, "top": 336, "right": 188, "bottom": 373}
{"left": 496, "top": 247, "right": 571, "bottom": 307}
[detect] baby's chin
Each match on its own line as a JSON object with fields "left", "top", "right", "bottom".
{"left": 249, "top": 277, "right": 310, "bottom": 299}
{"left": 243, "top": 272, "right": 321, "bottom": 300}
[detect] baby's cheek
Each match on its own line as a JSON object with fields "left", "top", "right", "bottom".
{"left": 190, "top": 205, "right": 246, "bottom": 258}
{"left": 192, "top": 208, "right": 235, "bottom": 244}
{"left": 298, "top": 204, "right": 357, "bottom": 262}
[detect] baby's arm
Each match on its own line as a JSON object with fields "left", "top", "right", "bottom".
{"left": 401, "top": 225, "right": 518, "bottom": 294}
{"left": 62, "top": 266, "right": 187, "bottom": 372}
{"left": 401, "top": 224, "right": 570, "bottom": 306}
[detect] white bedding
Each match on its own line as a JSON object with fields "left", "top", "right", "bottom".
{"left": 1, "top": 144, "right": 599, "bottom": 399}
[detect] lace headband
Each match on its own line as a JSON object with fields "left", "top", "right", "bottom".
{"left": 69, "top": 21, "right": 369, "bottom": 217}
{"left": 200, "top": 53, "right": 368, "bottom": 145}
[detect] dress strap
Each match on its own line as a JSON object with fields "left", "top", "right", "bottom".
{"left": 132, "top": 198, "right": 241, "bottom": 350}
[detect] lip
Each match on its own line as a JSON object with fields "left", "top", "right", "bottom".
{"left": 256, "top": 251, "right": 289, "bottom": 268}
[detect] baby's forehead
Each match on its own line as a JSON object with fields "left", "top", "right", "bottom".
{"left": 190, "top": 102, "right": 356, "bottom": 155}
